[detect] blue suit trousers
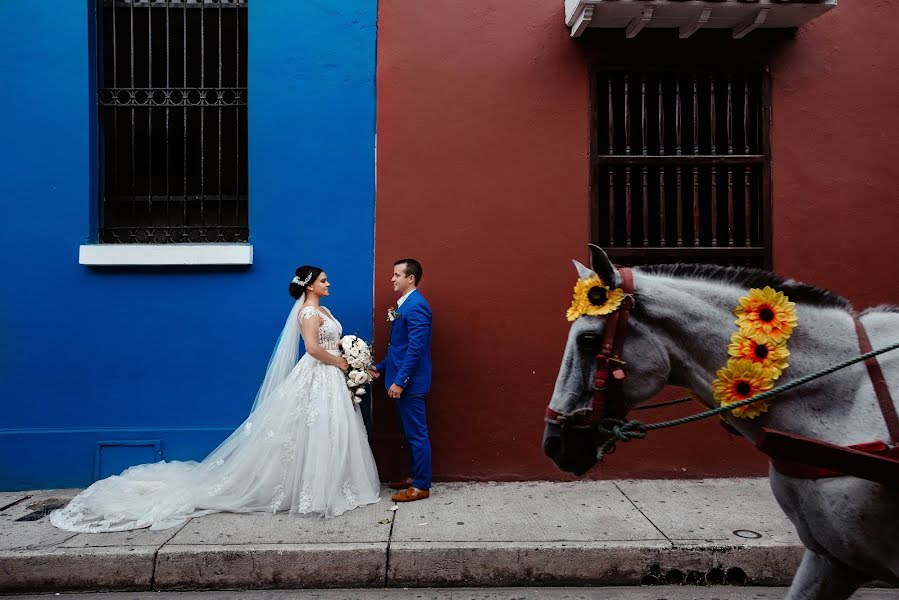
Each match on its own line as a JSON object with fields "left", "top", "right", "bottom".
{"left": 395, "top": 392, "right": 432, "bottom": 490}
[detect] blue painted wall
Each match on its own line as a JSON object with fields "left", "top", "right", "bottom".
{"left": 0, "top": 1, "right": 377, "bottom": 490}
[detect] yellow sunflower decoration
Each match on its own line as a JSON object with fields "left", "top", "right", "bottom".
{"left": 734, "top": 286, "right": 798, "bottom": 345}
{"left": 566, "top": 276, "right": 625, "bottom": 321}
{"left": 727, "top": 332, "right": 790, "bottom": 377}
{"left": 712, "top": 359, "right": 777, "bottom": 419}
{"left": 712, "top": 286, "right": 798, "bottom": 418}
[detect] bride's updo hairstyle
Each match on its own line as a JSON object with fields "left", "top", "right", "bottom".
{"left": 289, "top": 265, "right": 324, "bottom": 300}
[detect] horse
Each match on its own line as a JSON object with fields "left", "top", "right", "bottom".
{"left": 543, "top": 245, "right": 899, "bottom": 600}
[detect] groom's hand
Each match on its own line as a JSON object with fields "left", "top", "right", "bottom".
{"left": 388, "top": 384, "right": 404, "bottom": 399}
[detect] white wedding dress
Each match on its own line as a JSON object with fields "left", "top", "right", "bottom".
{"left": 51, "top": 303, "right": 380, "bottom": 532}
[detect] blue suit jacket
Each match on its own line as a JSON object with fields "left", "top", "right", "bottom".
{"left": 375, "top": 289, "right": 432, "bottom": 395}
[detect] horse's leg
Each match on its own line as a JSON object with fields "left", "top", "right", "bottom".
{"left": 784, "top": 549, "right": 864, "bottom": 600}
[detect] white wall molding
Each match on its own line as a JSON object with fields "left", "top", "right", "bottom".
{"left": 79, "top": 243, "right": 253, "bottom": 266}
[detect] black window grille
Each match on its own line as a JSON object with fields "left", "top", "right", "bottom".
{"left": 591, "top": 68, "right": 771, "bottom": 267}
{"left": 97, "top": 0, "right": 248, "bottom": 244}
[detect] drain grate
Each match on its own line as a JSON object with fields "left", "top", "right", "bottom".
{"left": 15, "top": 499, "right": 69, "bottom": 522}
{"left": 642, "top": 563, "right": 750, "bottom": 586}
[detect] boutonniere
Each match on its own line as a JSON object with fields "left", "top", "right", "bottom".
{"left": 387, "top": 307, "right": 398, "bottom": 322}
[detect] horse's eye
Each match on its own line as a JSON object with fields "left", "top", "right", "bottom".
{"left": 577, "top": 333, "right": 603, "bottom": 352}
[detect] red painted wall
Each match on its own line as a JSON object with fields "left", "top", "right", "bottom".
{"left": 374, "top": 0, "right": 899, "bottom": 481}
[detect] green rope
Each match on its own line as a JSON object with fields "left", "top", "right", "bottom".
{"left": 632, "top": 396, "right": 694, "bottom": 411}
{"left": 596, "top": 340, "right": 899, "bottom": 461}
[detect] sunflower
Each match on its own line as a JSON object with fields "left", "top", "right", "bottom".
{"left": 566, "top": 276, "right": 625, "bottom": 321}
{"left": 734, "top": 286, "right": 798, "bottom": 345}
{"left": 712, "top": 359, "right": 777, "bottom": 419}
{"left": 727, "top": 331, "right": 790, "bottom": 376}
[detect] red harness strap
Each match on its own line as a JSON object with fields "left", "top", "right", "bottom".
{"left": 590, "top": 268, "right": 634, "bottom": 423}
{"left": 854, "top": 316, "right": 899, "bottom": 444}
{"left": 762, "top": 430, "right": 899, "bottom": 485}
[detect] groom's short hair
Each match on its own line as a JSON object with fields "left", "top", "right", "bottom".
{"left": 395, "top": 258, "right": 423, "bottom": 285}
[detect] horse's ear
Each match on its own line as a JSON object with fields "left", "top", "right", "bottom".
{"left": 572, "top": 259, "right": 596, "bottom": 281}
{"left": 589, "top": 244, "right": 619, "bottom": 287}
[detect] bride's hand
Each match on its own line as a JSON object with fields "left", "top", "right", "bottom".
{"left": 336, "top": 357, "right": 350, "bottom": 371}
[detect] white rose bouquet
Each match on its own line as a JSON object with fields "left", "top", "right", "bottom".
{"left": 339, "top": 335, "right": 373, "bottom": 406}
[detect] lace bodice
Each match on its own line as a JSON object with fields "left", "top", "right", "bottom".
{"left": 300, "top": 306, "right": 342, "bottom": 352}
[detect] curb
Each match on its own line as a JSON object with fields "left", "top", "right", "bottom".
{"left": 0, "top": 542, "right": 804, "bottom": 592}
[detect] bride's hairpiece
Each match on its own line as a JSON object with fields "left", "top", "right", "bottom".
{"left": 292, "top": 272, "right": 314, "bottom": 287}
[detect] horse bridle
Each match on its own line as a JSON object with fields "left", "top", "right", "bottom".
{"left": 545, "top": 268, "right": 636, "bottom": 430}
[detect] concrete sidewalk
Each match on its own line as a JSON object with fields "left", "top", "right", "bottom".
{"left": 0, "top": 479, "right": 806, "bottom": 593}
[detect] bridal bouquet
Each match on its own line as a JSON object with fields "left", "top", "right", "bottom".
{"left": 339, "top": 335, "right": 373, "bottom": 406}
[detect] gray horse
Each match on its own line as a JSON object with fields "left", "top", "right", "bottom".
{"left": 543, "top": 245, "right": 898, "bottom": 600}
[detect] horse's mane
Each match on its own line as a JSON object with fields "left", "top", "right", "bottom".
{"left": 634, "top": 263, "right": 853, "bottom": 311}
{"left": 858, "top": 305, "right": 899, "bottom": 316}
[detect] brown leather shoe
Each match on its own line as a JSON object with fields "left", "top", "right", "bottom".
{"left": 388, "top": 477, "right": 413, "bottom": 490}
{"left": 391, "top": 486, "right": 430, "bottom": 502}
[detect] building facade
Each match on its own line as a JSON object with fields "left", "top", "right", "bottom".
{"left": 0, "top": 1, "right": 377, "bottom": 490}
{"left": 373, "top": 0, "right": 899, "bottom": 481}
{"left": 2, "top": 1, "right": 897, "bottom": 490}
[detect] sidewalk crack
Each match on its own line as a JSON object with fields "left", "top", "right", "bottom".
{"left": 384, "top": 501, "right": 397, "bottom": 588}
{"left": 614, "top": 482, "right": 673, "bottom": 546}
{"left": 0, "top": 495, "right": 31, "bottom": 512}
{"left": 151, "top": 518, "right": 190, "bottom": 590}
{"left": 53, "top": 533, "right": 80, "bottom": 548}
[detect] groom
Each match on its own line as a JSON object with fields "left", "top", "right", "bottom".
{"left": 372, "top": 258, "right": 433, "bottom": 502}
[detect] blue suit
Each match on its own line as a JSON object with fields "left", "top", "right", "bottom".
{"left": 375, "top": 289, "right": 433, "bottom": 489}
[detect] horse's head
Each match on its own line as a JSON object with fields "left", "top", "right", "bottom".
{"left": 543, "top": 245, "right": 670, "bottom": 475}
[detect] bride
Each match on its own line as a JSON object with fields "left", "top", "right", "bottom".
{"left": 51, "top": 266, "right": 381, "bottom": 532}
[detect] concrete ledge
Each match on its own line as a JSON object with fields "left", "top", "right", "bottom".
{"left": 153, "top": 543, "right": 387, "bottom": 590}
{"left": 0, "top": 546, "right": 155, "bottom": 593}
{"left": 79, "top": 243, "right": 253, "bottom": 266}
{"left": 387, "top": 541, "right": 671, "bottom": 587}
{"left": 386, "top": 541, "right": 806, "bottom": 587}
{"left": 0, "top": 540, "right": 838, "bottom": 592}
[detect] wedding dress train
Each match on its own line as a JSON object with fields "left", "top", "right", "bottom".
{"left": 51, "top": 303, "right": 380, "bottom": 532}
